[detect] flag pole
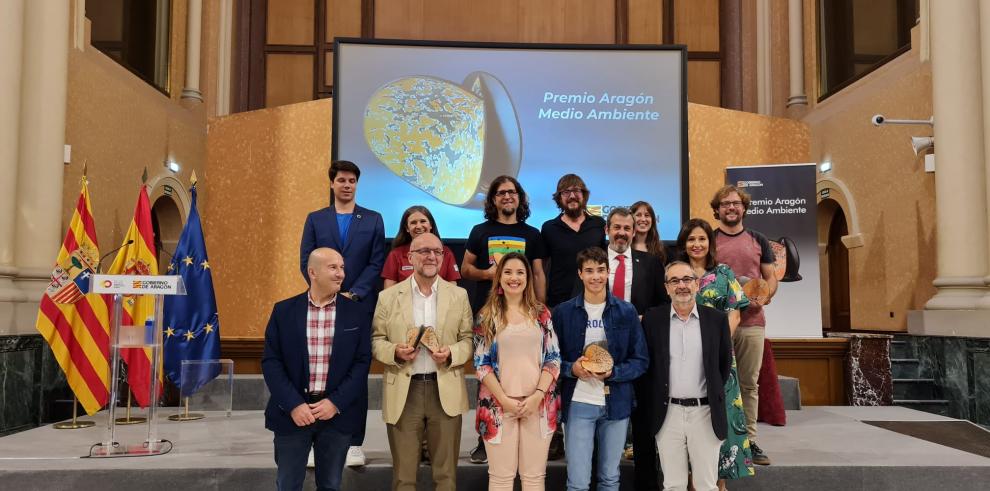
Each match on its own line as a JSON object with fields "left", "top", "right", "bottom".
{"left": 115, "top": 390, "right": 146, "bottom": 425}
{"left": 53, "top": 396, "right": 96, "bottom": 429}
{"left": 167, "top": 396, "right": 204, "bottom": 421}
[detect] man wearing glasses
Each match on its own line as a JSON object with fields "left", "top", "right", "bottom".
{"left": 710, "top": 184, "right": 777, "bottom": 466}
{"left": 372, "top": 232, "right": 475, "bottom": 490}
{"left": 541, "top": 174, "right": 608, "bottom": 308}
{"left": 641, "top": 261, "right": 732, "bottom": 491}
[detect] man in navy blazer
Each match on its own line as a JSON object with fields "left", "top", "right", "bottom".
{"left": 263, "top": 247, "right": 372, "bottom": 491}
{"left": 300, "top": 160, "right": 386, "bottom": 309}
{"left": 299, "top": 160, "right": 384, "bottom": 465}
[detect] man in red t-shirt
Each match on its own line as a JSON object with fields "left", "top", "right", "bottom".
{"left": 710, "top": 185, "right": 778, "bottom": 466}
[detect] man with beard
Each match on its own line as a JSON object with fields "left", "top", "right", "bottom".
{"left": 372, "top": 233, "right": 474, "bottom": 491}
{"left": 461, "top": 175, "right": 547, "bottom": 464}
{"left": 641, "top": 261, "right": 732, "bottom": 491}
{"left": 541, "top": 174, "right": 608, "bottom": 308}
{"left": 606, "top": 207, "right": 669, "bottom": 491}
{"left": 710, "top": 185, "right": 777, "bottom": 466}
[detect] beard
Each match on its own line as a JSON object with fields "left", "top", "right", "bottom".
{"left": 500, "top": 206, "right": 516, "bottom": 218}
{"left": 563, "top": 203, "right": 584, "bottom": 218}
{"left": 720, "top": 210, "right": 744, "bottom": 227}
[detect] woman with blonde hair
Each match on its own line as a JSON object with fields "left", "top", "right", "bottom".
{"left": 473, "top": 252, "right": 561, "bottom": 490}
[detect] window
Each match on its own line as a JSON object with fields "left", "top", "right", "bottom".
{"left": 818, "top": 0, "right": 918, "bottom": 99}
{"left": 87, "top": 0, "right": 172, "bottom": 95}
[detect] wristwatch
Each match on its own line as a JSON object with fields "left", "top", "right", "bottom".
{"left": 349, "top": 292, "right": 362, "bottom": 302}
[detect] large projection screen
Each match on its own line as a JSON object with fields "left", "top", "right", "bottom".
{"left": 333, "top": 39, "right": 687, "bottom": 240}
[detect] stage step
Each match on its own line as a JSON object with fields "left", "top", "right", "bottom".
{"left": 890, "top": 340, "right": 913, "bottom": 359}
{"left": 894, "top": 399, "right": 952, "bottom": 417}
{"left": 213, "top": 374, "right": 804, "bottom": 411}
{"left": 893, "top": 378, "right": 938, "bottom": 400}
{"left": 891, "top": 358, "right": 922, "bottom": 379}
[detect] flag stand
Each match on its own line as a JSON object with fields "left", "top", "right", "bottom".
{"left": 53, "top": 396, "right": 96, "bottom": 429}
{"left": 167, "top": 397, "right": 204, "bottom": 421}
{"left": 115, "top": 391, "right": 146, "bottom": 425}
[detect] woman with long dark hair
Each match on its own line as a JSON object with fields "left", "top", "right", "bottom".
{"left": 473, "top": 252, "right": 561, "bottom": 490}
{"left": 677, "top": 218, "right": 753, "bottom": 490}
{"left": 630, "top": 201, "right": 667, "bottom": 264}
{"left": 381, "top": 205, "right": 460, "bottom": 289}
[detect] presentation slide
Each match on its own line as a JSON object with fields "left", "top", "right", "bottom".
{"left": 333, "top": 40, "right": 686, "bottom": 239}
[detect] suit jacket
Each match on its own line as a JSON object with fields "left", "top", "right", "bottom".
{"left": 629, "top": 250, "right": 670, "bottom": 315}
{"left": 300, "top": 204, "right": 386, "bottom": 306}
{"left": 569, "top": 250, "right": 668, "bottom": 314}
{"left": 262, "top": 292, "right": 372, "bottom": 435}
{"left": 639, "top": 302, "right": 732, "bottom": 440}
{"left": 371, "top": 277, "right": 475, "bottom": 425}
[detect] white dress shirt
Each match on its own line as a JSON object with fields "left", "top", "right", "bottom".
{"left": 668, "top": 305, "right": 707, "bottom": 399}
{"left": 411, "top": 276, "right": 440, "bottom": 375}
{"left": 607, "top": 247, "right": 633, "bottom": 301}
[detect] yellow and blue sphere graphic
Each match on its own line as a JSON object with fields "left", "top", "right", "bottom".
{"left": 364, "top": 76, "right": 486, "bottom": 205}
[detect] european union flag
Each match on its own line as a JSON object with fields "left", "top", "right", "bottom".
{"left": 163, "top": 183, "right": 221, "bottom": 395}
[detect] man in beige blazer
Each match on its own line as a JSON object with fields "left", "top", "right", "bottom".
{"left": 372, "top": 232, "right": 474, "bottom": 491}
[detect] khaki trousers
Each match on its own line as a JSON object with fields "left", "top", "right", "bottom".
{"left": 655, "top": 404, "right": 722, "bottom": 491}
{"left": 386, "top": 378, "right": 462, "bottom": 491}
{"left": 732, "top": 326, "right": 765, "bottom": 439}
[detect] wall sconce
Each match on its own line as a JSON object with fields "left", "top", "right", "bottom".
{"left": 165, "top": 159, "right": 180, "bottom": 173}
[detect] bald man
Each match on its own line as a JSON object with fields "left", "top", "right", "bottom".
{"left": 262, "top": 247, "right": 372, "bottom": 491}
{"left": 372, "top": 233, "right": 474, "bottom": 491}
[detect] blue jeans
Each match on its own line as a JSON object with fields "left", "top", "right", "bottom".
{"left": 564, "top": 401, "right": 629, "bottom": 491}
{"left": 274, "top": 421, "right": 352, "bottom": 491}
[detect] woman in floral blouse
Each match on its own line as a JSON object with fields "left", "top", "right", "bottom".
{"left": 677, "top": 218, "right": 754, "bottom": 490}
{"left": 473, "top": 252, "right": 561, "bottom": 491}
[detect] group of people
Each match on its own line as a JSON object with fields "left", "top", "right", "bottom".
{"left": 261, "top": 160, "right": 778, "bottom": 491}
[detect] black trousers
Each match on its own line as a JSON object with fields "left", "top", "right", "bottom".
{"left": 631, "top": 402, "right": 663, "bottom": 491}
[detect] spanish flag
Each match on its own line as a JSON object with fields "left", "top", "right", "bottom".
{"left": 35, "top": 178, "right": 112, "bottom": 415}
{"left": 106, "top": 185, "right": 158, "bottom": 407}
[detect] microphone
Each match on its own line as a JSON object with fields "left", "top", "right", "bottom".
{"left": 97, "top": 240, "right": 134, "bottom": 273}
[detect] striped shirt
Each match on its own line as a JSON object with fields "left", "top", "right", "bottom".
{"left": 307, "top": 292, "right": 337, "bottom": 393}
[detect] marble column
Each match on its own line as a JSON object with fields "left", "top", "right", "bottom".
{"left": 12, "top": 0, "right": 70, "bottom": 334}
{"left": 182, "top": 0, "right": 204, "bottom": 101}
{"left": 0, "top": 0, "right": 26, "bottom": 334}
{"left": 786, "top": 0, "right": 807, "bottom": 107}
{"left": 755, "top": 0, "right": 773, "bottom": 115}
{"left": 926, "top": 0, "right": 987, "bottom": 310}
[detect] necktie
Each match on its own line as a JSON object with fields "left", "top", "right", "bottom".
{"left": 613, "top": 254, "right": 626, "bottom": 300}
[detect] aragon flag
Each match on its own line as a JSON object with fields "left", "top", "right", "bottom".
{"left": 106, "top": 185, "right": 159, "bottom": 407}
{"left": 163, "top": 182, "right": 221, "bottom": 395}
{"left": 35, "top": 177, "right": 112, "bottom": 415}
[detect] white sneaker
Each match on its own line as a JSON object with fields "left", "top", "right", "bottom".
{"left": 345, "top": 446, "right": 366, "bottom": 467}
{"left": 307, "top": 448, "right": 315, "bottom": 468}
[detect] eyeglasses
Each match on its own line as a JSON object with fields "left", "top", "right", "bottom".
{"left": 494, "top": 189, "right": 518, "bottom": 197}
{"left": 412, "top": 248, "right": 444, "bottom": 257}
{"left": 719, "top": 200, "right": 743, "bottom": 208}
{"left": 665, "top": 276, "right": 697, "bottom": 286}
{"left": 560, "top": 188, "right": 585, "bottom": 197}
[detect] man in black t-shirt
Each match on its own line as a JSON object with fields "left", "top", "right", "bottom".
{"left": 462, "top": 176, "right": 547, "bottom": 313}
{"left": 541, "top": 174, "right": 607, "bottom": 307}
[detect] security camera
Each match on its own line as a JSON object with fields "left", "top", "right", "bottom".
{"left": 870, "top": 115, "right": 933, "bottom": 127}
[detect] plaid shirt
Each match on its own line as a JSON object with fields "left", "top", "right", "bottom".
{"left": 307, "top": 292, "right": 337, "bottom": 393}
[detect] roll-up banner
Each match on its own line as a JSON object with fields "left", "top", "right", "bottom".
{"left": 725, "top": 164, "right": 822, "bottom": 338}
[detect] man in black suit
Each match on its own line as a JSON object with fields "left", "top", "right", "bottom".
{"left": 605, "top": 206, "right": 669, "bottom": 491}
{"left": 604, "top": 207, "right": 668, "bottom": 315}
{"left": 641, "top": 261, "right": 732, "bottom": 491}
{"left": 262, "top": 247, "right": 372, "bottom": 491}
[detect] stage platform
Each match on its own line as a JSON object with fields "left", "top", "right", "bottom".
{"left": 1, "top": 406, "right": 988, "bottom": 490}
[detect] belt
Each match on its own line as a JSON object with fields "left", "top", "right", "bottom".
{"left": 669, "top": 397, "right": 709, "bottom": 406}
{"left": 411, "top": 372, "right": 437, "bottom": 381}
{"left": 305, "top": 391, "right": 326, "bottom": 404}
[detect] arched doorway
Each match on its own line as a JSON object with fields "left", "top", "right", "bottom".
{"left": 818, "top": 199, "right": 851, "bottom": 331}
{"left": 151, "top": 196, "right": 183, "bottom": 273}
